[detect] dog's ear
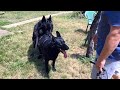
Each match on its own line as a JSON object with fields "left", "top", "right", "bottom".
{"left": 42, "top": 15, "right": 46, "bottom": 22}
{"left": 48, "top": 15, "right": 52, "bottom": 21}
{"left": 56, "top": 31, "right": 61, "bottom": 37}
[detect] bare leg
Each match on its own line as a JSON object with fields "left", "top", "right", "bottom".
{"left": 112, "top": 74, "right": 120, "bottom": 79}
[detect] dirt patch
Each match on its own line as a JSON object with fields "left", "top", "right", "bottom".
{"left": 2, "top": 11, "right": 73, "bottom": 29}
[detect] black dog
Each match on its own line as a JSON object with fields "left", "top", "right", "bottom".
{"left": 32, "top": 15, "right": 53, "bottom": 49}
{"left": 37, "top": 31, "right": 69, "bottom": 75}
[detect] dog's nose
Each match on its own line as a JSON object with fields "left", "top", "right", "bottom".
{"left": 66, "top": 46, "right": 69, "bottom": 50}
{"left": 66, "top": 45, "right": 69, "bottom": 50}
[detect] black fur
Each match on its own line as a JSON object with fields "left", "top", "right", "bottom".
{"left": 37, "top": 31, "right": 69, "bottom": 75}
{"left": 32, "top": 15, "right": 53, "bottom": 49}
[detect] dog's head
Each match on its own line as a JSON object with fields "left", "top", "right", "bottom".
{"left": 47, "top": 15, "right": 53, "bottom": 32}
{"left": 37, "top": 15, "right": 53, "bottom": 35}
{"left": 53, "top": 31, "right": 69, "bottom": 58}
{"left": 37, "top": 16, "right": 47, "bottom": 35}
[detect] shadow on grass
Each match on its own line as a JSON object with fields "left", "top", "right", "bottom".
{"left": 75, "top": 29, "right": 88, "bottom": 48}
{"left": 70, "top": 53, "right": 83, "bottom": 59}
{"left": 70, "top": 53, "right": 93, "bottom": 64}
{"left": 27, "top": 44, "right": 49, "bottom": 79}
{"left": 80, "top": 43, "right": 88, "bottom": 48}
{"left": 74, "top": 29, "right": 87, "bottom": 34}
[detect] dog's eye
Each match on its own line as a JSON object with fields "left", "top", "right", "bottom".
{"left": 56, "top": 41, "right": 61, "bottom": 45}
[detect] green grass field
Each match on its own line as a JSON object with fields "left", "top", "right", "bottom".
{"left": 0, "top": 11, "right": 61, "bottom": 27}
{"left": 0, "top": 12, "right": 94, "bottom": 79}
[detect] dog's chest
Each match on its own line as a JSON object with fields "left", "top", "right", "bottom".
{"left": 46, "top": 47, "right": 60, "bottom": 60}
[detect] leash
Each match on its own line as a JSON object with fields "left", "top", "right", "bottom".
{"left": 90, "top": 61, "right": 108, "bottom": 79}
{"left": 90, "top": 61, "right": 105, "bottom": 71}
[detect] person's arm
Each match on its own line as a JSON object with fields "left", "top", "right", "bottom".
{"left": 96, "top": 11, "right": 120, "bottom": 72}
{"left": 96, "top": 26, "right": 120, "bottom": 71}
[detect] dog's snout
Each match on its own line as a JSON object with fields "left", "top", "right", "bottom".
{"left": 63, "top": 44, "right": 69, "bottom": 50}
{"left": 66, "top": 45, "right": 69, "bottom": 50}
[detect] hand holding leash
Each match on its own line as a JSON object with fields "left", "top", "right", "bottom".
{"left": 90, "top": 61, "right": 108, "bottom": 79}
{"left": 90, "top": 61, "right": 105, "bottom": 71}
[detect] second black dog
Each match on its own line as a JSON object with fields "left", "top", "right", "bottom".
{"left": 32, "top": 15, "right": 53, "bottom": 49}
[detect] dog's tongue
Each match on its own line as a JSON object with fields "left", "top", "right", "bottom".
{"left": 61, "top": 50, "right": 67, "bottom": 58}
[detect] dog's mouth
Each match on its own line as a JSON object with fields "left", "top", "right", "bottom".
{"left": 60, "top": 49, "right": 67, "bottom": 58}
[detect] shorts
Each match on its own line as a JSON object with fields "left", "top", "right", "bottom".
{"left": 91, "top": 55, "right": 120, "bottom": 79}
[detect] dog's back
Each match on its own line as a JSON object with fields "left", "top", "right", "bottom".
{"left": 38, "top": 33, "right": 58, "bottom": 60}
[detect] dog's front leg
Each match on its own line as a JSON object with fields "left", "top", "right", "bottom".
{"left": 45, "top": 60, "right": 49, "bottom": 74}
{"left": 52, "top": 59, "right": 56, "bottom": 71}
{"left": 37, "top": 47, "right": 43, "bottom": 59}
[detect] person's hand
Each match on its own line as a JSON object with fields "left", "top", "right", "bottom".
{"left": 95, "top": 59, "right": 106, "bottom": 72}
{"left": 92, "top": 34, "right": 98, "bottom": 44}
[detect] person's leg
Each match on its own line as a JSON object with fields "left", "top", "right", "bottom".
{"left": 91, "top": 57, "right": 98, "bottom": 79}
{"left": 102, "top": 60, "right": 120, "bottom": 79}
{"left": 91, "top": 54, "right": 120, "bottom": 79}
{"left": 112, "top": 75, "right": 120, "bottom": 79}
{"left": 91, "top": 59, "right": 112, "bottom": 79}
{"left": 91, "top": 63, "right": 99, "bottom": 79}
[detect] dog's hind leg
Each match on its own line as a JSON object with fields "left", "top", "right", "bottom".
{"left": 35, "top": 37, "right": 38, "bottom": 49}
{"left": 32, "top": 33, "right": 36, "bottom": 48}
{"left": 52, "top": 59, "right": 56, "bottom": 71}
{"left": 32, "top": 40, "right": 35, "bottom": 48}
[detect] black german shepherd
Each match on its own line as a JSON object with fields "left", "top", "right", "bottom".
{"left": 32, "top": 15, "right": 53, "bottom": 49}
{"left": 37, "top": 31, "right": 69, "bottom": 75}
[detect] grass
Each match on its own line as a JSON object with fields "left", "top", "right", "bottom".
{"left": 0, "top": 11, "right": 61, "bottom": 26}
{"left": 0, "top": 20, "right": 11, "bottom": 26}
{"left": 0, "top": 12, "right": 94, "bottom": 79}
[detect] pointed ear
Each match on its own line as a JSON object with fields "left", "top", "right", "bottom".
{"left": 48, "top": 15, "right": 52, "bottom": 21}
{"left": 42, "top": 15, "right": 46, "bottom": 22}
{"left": 56, "top": 31, "right": 61, "bottom": 37}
